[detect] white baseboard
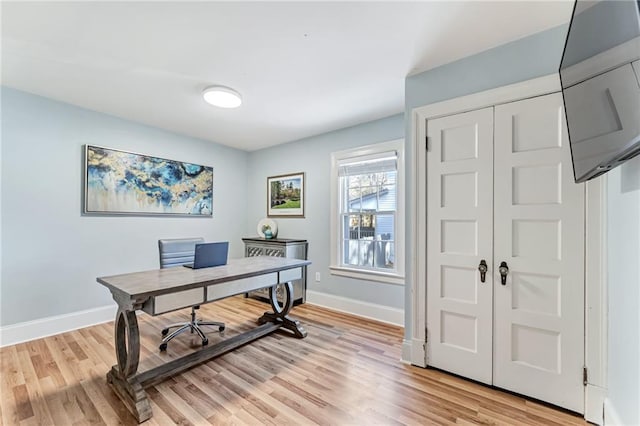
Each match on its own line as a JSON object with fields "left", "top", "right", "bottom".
{"left": 411, "top": 337, "right": 426, "bottom": 367}
{"left": 604, "top": 398, "right": 623, "bottom": 426}
{"left": 0, "top": 304, "right": 117, "bottom": 347}
{"left": 586, "top": 384, "right": 606, "bottom": 425}
{"left": 305, "top": 290, "right": 404, "bottom": 326}
{"left": 2, "top": 292, "right": 403, "bottom": 348}
{"left": 401, "top": 339, "right": 412, "bottom": 364}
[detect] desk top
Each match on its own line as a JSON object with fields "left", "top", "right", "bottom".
{"left": 98, "top": 256, "right": 310, "bottom": 301}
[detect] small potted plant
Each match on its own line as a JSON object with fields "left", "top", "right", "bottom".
{"left": 262, "top": 224, "right": 273, "bottom": 239}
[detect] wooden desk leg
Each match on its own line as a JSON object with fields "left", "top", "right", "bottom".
{"left": 258, "top": 281, "right": 307, "bottom": 338}
{"left": 106, "top": 308, "right": 152, "bottom": 423}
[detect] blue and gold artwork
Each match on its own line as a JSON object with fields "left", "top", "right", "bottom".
{"left": 84, "top": 145, "right": 213, "bottom": 216}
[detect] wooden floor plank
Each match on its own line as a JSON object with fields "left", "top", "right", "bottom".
{"left": 38, "top": 376, "right": 72, "bottom": 426}
{"left": 1, "top": 346, "right": 24, "bottom": 425}
{"left": 0, "top": 296, "right": 587, "bottom": 425}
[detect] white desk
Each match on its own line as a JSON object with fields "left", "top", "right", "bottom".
{"left": 97, "top": 256, "right": 311, "bottom": 423}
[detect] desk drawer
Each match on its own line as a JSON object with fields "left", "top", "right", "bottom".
{"left": 207, "top": 272, "right": 277, "bottom": 302}
{"left": 279, "top": 267, "right": 301, "bottom": 283}
{"left": 153, "top": 288, "right": 204, "bottom": 315}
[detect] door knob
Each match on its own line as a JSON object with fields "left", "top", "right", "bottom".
{"left": 498, "top": 261, "right": 509, "bottom": 285}
{"left": 478, "top": 260, "right": 488, "bottom": 283}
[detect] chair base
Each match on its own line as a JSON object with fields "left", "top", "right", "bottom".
{"left": 159, "top": 306, "right": 225, "bottom": 351}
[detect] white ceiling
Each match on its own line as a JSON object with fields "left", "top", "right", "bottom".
{"left": 1, "top": 1, "right": 574, "bottom": 151}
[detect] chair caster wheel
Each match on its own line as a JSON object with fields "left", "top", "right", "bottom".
{"left": 159, "top": 343, "right": 168, "bottom": 351}
{"left": 202, "top": 339, "right": 209, "bottom": 347}
{"left": 219, "top": 326, "right": 225, "bottom": 332}
{"left": 161, "top": 329, "right": 169, "bottom": 336}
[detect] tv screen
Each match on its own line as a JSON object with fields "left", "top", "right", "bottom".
{"left": 559, "top": 0, "right": 640, "bottom": 182}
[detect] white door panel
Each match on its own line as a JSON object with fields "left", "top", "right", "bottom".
{"left": 426, "top": 107, "right": 494, "bottom": 384}
{"left": 425, "top": 93, "right": 585, "bottom": 413}
{"left": 493, "top": 93, "right": 585, "bottom": 412}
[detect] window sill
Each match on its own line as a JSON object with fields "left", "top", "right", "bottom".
{"left": 329, "top": 266, "right": 405, "bottom": 286}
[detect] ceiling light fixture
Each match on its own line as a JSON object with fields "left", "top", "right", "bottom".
{"left": 202, "top": 85, "right": 242, "bottom": 108}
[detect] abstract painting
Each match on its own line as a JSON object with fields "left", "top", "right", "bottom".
{"left": 84, "top": 145, "right": 213, "bottom": 216}
{"left": 267, "top": 172, "right": 304, "bottom": 217}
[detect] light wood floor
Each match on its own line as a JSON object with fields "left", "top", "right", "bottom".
{"left": 1, "top": 296, "right": 587, "bottom": 425}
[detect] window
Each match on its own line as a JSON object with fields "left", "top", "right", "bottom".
{"left": 330, "top": 139, "right": 404, "bottom": 284}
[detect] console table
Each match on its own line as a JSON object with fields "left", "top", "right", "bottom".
{"left": 97, "top": 256, "right": 311, "bottom": 423}
{"left": 243, "top": 237, "right": 308, "bottom": 304}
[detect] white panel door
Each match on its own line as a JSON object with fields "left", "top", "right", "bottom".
{"left": 426, "top": 107, "right": 494, "bottom": 384}
{"left": 493, "top": 93, "right": 585, "bottom": 412}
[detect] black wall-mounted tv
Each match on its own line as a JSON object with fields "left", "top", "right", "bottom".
{"left": 559, "top": 0, "right": 640, "bottom": 183}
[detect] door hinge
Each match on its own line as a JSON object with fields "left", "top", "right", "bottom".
{"left": 583, "top": 366, "right": 588, "bottom": 386}
{"left": 425, "top": 136, "right": 429, "bottom": 151}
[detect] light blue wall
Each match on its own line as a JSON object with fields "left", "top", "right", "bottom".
{"left": 405, "top": 24, "right": 569, "bottom": 112}
{"left": 246, "top": 114, "right": 405, "bottom": 310}
{"left": 403, "top": 24, "right": 569, "bottom": 340}
{"left": 1, "top": 87, "right": 249, "bottom": 326}
{"left": 606, "top": 156, "right": 640, "bottom": 425}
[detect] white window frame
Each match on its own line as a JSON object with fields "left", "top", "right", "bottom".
{"left": 330, "top": 139, "right": 405, "bottom": 285}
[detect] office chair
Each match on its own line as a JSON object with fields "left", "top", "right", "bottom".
{"left": 157, "top": 237, "right": 225, "bottom": 351}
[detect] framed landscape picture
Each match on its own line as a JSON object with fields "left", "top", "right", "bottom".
{"left": 84, "top": 145, "right": 213, "bottom": 216}
{"left": 267, "top": 172, "right": 305, "bottom": 218}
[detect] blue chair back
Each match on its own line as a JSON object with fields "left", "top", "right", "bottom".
{"left": 158, "top": 237, "right": 204, "bottom": 269}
